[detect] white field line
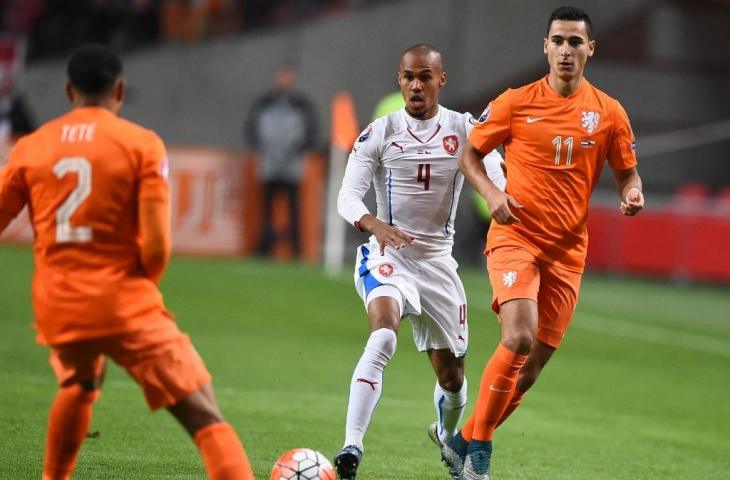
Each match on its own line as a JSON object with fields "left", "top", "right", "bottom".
{"left": 469, "top": 302, "right": 730, "bottom": 358}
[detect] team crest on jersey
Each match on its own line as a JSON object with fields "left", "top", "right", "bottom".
{"left": 477, "top": 103, "right": 492, "bottom": 123}
{"left": 357, "top": 125, "right": 373, "bottom": 143}
{"left": 581, "top": 111, "right": 600, "bottom": 134}
{"left": 378, "top": 264, "right": 394, "bottom": 277}
{"left": 442, "top": 135, "right": 459, "bottom": 155}
{"left": 502, "top": 270, "right": 517, "bottom": 288}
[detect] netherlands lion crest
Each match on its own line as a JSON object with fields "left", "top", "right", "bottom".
{"left": 581, "top": 111, "right": 600, "bottom": 134}
{"left": 442, "top": 135, "right": 459, "bottom": 155}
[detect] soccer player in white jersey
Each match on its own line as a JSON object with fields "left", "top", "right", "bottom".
{"left": 333, "top": 43, "right": 505, "bottom": 479}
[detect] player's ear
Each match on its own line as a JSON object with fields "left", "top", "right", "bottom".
{"left": 439, "top": 71, "right": 447, "bottom": 88}
{"left": 543, "top": 37, "right": 549, "bottom": 54}
{"left": 115, "top": 77, "right": 126, "bottom": 104}
{"left": 65, "top": 82, "right": 75, "bottom": 104}
{"left": 587, "top": 39, "right": 596, "bottom": 57}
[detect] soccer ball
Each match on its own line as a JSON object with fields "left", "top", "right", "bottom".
{"left": 270, "top": 448, "right": 335, "bottom": 480}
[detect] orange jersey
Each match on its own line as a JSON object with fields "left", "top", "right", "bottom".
{"left": 0, "top": 107, "right": 170, "bottom": 344}
{"left": 469, "top": 76, "right": 637, "bottom": 272}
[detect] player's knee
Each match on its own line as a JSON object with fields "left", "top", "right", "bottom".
{"left": 438, "top": 373, "right": 464, "bottom": 393}
{"left": 169, "top": 385, "right": 225, "bottom": 436}
{"left": 500, "top": 330, "right": 534, "bottom": 354}
{"left": 365, "top": 328, "right": 397, "bottom": 364}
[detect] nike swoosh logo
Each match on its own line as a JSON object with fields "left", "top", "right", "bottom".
{"left": 489, "top": 385, "right": 511, "bottom": 393}
{"left": 526, "top": 117, "right": 545, "bottom": 124}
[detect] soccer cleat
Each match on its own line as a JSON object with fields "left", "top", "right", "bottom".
{"left": 427, "top": 421, "right": 443, "bottom": 448}
{"left": 461, "top": 440, "right": 492, "bottom": 480}
{"left": 334, "top": 444, "right": 363, "bottom": 480}
{"left": 441, "top": 431, "right": 469, "bottom": 479}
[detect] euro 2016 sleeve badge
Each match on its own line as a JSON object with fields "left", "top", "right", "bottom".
{"left": 581, "top": 111, "right": 600, "bottom": 134}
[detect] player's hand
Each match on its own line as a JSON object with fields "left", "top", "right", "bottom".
{"left": 370, "top": 222, "right": 415, "bottom": 255}
{"left": 487, "top": 190, "right": 522, "bottom": 224}
{"left": 620, "top": 187, "right": 644, "bottom": 216}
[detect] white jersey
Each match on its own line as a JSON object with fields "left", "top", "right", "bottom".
{"left": 338, "top": 106, "right": 504, "bottom": 257}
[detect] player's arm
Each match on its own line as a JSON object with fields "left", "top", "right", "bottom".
{"left": 608, "top": 102, "right": 644, "bottom": 217}
{"left": 459, "top": 142, "right": 521, "bottom": 224}
{"left": 138, "top": 198, "right": 171, "bottom": 284}
{"left": 613, "top": 167, "right": 644, "bottom": 216}
{"left": 337, "top": 123, "right": 414, "bottom": 254}
{"left": 0, "top": 145, "right": 29, "bottom": 233}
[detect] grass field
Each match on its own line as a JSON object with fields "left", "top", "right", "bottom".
{"left": 1, "top": 244, "right": 729, "bottom": 479}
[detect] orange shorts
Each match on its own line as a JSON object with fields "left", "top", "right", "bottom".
{"left": 487, "top": 246, "right": 582, "bottom": 348}
{"left": 49, "top": 319, "right": 211, "bottom": 410}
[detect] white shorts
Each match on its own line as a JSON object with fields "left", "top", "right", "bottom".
{"left": 353, "top": 240, "right": 468, "bottom": 357}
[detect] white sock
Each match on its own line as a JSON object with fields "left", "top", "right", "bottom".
{"left": 343, "top": 328, "right": 397, "bottom": 450}
{"left": 434, "top": 378, "right": 467, "bottom": 444}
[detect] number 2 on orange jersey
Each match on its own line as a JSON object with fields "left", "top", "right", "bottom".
{"left": 53, "top": 157, "right": 92, "bottom": 243}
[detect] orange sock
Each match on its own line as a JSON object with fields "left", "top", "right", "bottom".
{"left": 43, "top": 385, "right": 99, "bottom": 480}
{"left": 496, "top": 389, "right": 526, "bottom": 428}
{"left": 461, "top": 413, "right": 476, "bottom": 442}
{"left": 194, "top": 422, "right": 255, "bottom": 480}
{"left": 470, "top": 343, "right": 527, "bottom": 442}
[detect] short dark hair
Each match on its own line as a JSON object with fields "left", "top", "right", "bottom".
{"left": 547, "top": 6, "right": 593, "bottom": 38}
{"left": 400, "top": 43, "right": 443, "bottom": 68}
{"left": 67, "top": 44, "right": 123, "bottom": 96}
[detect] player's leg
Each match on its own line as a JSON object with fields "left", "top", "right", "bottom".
{"left": 336, "top": 289, "right": 401, "bottom": 479}
{"left": 44, "top": 345, "right": 105, "bottom": 480}
{"left": 493, "top": 263, "right": 581, "bottom": 428}
{"left": 460, "top": 247, "right": 539, "bottom": 479}
{"left": 168, "top": 383, "right": 254, "bottom": 480}
{"left": 427, "top": 349, "right": 467, "bottom": 446}
{"left": 496, "top": 340, "right": 555, "bottom": 427}
{"left": 112, "top": 321, "right": 254, "bottom": 480}
{"left": 416, "top": 257, "right": 469, "bottom": 448}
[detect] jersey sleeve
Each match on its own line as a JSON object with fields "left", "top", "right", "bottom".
{"left": 468, "top": 92, "right": 512, "bottom": 154}
{"left": 607, "top": 101, "right": 638, "bottom": 171}
{"left": 138, "top": 132, "right": 170, "bottom": 202}
{"left": 0, "top": 140, "right": 29, "bottom": 222}
{"left": 337, "top": 122, "right": 384, "bottom": 229}
{"left": 483, "top": 148, "right": 506, "bottom": 191}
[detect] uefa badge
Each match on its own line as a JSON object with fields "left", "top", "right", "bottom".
{"left": 379, "top": 264, "right": 394, "bottom": 277}
{"left": 442, "top": 135, "right": 459, "bottom": 155}
{"left": 581, "top": 111, "right": 600, "bottom": 134}
{"left": 477, "top": 103, "right": 492, "bottom": 123}
{"left": 357, "top": 125, "right": 373, "bottom": 143}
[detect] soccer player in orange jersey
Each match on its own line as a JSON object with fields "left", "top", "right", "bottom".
{"left": 0, "top": 45, "right": 255, "bottom": 480}
{"left": 441, "top": 7, "right": 645, "bottom": 480}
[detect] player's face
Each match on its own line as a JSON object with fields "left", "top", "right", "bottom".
{"left": 397, "top": 52, "right": 446, "bottom": 120}
{"left": 544, "top": 20, "right": 595, "bottom": 82}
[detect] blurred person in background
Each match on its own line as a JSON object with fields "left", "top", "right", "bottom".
{"left": 0, "top": 36, "right": 34, "bottom": 145}
{"left": 446, "top": 7, "right": 644, "bottom": 479}
{"left": 0, "top": 44, "right": 254, "bottom": 480}
{"left": 333, "top": 43, "right": 504, "bottom": 480}
{"left": 245, "top": 62, "right": 317, "bottom": 258}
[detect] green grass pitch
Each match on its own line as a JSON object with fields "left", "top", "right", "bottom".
{"left": 1, "top": 244, "right": 729, "bottom": 479}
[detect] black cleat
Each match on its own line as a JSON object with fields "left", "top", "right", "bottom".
{"left": 334, "top": 444, "right": 363, "bottom": 480}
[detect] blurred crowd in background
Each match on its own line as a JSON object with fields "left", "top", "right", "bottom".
{"left": 1, "top": 0, "right": 380, "bottom": 60}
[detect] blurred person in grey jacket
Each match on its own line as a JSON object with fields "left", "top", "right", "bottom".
{"left": 245, "top": 63, "right": 317, "bottom": 257}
